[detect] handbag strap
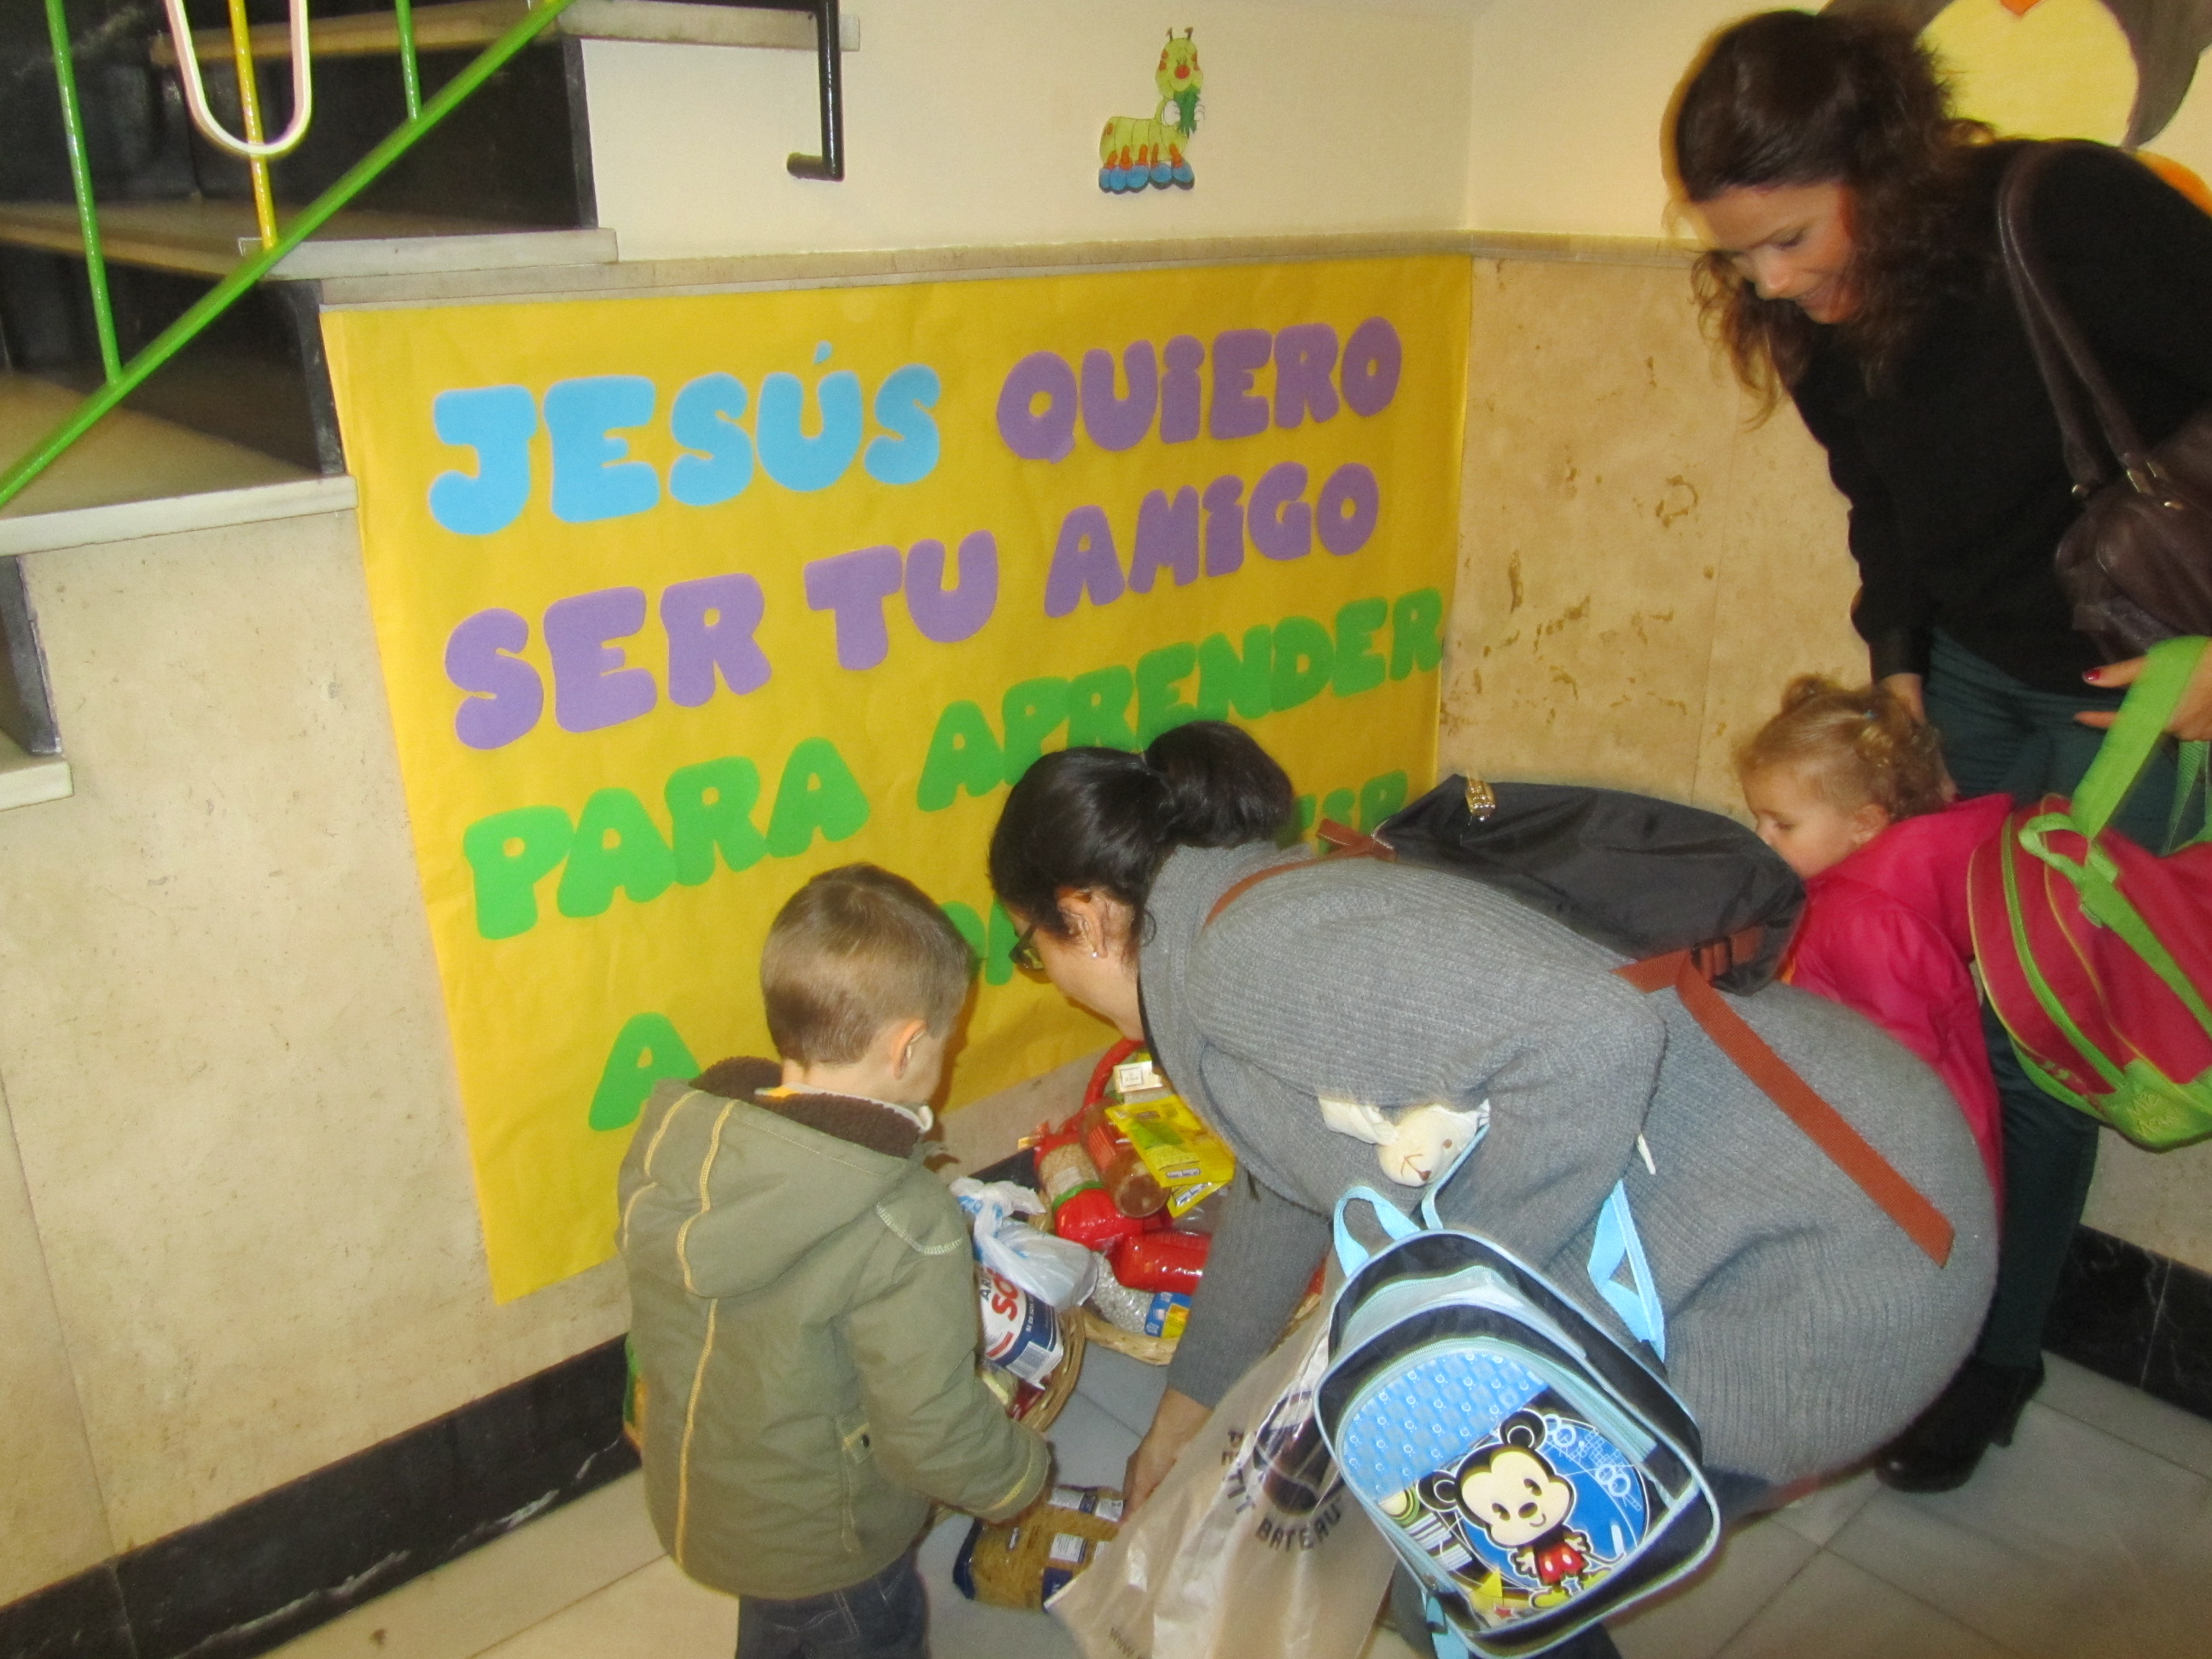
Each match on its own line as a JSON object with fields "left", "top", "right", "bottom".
{"left": 1999, "top": 143, "right": 2171, "bottom": 499}
{"left": 1615, "top": 951, "right": 1955, "bottom": 1266}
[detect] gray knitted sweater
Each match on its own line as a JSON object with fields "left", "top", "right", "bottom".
{"left": 1144, "top": 843, "right": 1997, "bottom": 1485}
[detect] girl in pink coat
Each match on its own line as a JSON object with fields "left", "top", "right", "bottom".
{"left": 1738, "top": 678, "right": 2007, "bottom": 1200}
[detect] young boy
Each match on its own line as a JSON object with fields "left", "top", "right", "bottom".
{"left": 619, "top": 864, "right": 1050, "bottom": 1658}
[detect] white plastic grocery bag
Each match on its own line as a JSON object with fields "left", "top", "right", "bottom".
{"left": 1048, "top": 1312, "right": 1397, "bottom": 1659}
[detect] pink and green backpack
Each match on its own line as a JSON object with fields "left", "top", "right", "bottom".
{"left": 1970, "top": 636, "right": 2212, "bottom": 1149}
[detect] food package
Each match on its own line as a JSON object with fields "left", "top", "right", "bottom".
{"left": 1080, "top": 1042, "right": 1169, "bottom": 1217}
{"left": 980, "top": 1266, "right": 1065, "bottom": 1385}
{"left": 1089, "top": 1259, "right": 1191, "bottom": 1341}
{"left": 1110, "top": 1227, "right": 1209, "bottom": 1295}
{"left": 953, "top": 1485, "right": 1126, "bottom": 1610}
{"left": 1107, "top": 1085, "right": 1237, "bottom": 1218}
{"left": 1036, "top": 1123, "right": 1158, "bottom": 1251}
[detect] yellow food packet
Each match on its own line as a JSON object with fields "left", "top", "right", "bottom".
{"left": 1107, "top": 1093, "right": 1235, "bottom": 1216}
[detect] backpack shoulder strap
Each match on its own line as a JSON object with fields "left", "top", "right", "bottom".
{"left": 1207, "top": 837, "right": 1957, "bottom": 1264}
{"left": 1618, "top": 951, "right": 1955, "bottom": 1266}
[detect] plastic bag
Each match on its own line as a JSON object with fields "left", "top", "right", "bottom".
{"left": 1048, "top": 1312, "right": 1397, "bottom": 1659}
{"left": 952, "top": 1178, "right": 1098, "bottom": 1309}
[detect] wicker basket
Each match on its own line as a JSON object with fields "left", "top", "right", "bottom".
{"left": 1080, "top": 1307, "right": 1179, "bottom": 1365}
{"left": 1015, "top": 1306, "right": 1086, "bottom": 1432}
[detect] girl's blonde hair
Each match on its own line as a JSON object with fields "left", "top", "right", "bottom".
{"left": 1737, "top": 675, "right": 1948, "bottom": 821}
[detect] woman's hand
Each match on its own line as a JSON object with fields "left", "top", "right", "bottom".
{"left": 2078, "top": 649, "right": 2212, "bottom": 740}
{"left": 1878, "top": 671, "right": 1958, "bottom": 798}
{"left": 1879, "top": 672, "right": 1927, "bottom": 722}
{"left": 1121, "top": 1387, "right": 1212, "bottom": 1514}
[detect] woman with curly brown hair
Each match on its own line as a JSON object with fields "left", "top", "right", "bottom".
{"left": 1669, "top": 6, "right": 2212, "bottom": 1493}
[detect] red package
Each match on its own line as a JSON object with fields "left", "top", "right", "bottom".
{"left": 1110, "top": 1227, "right": 1210, "bottom": 1294}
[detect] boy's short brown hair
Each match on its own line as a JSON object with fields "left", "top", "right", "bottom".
{"left": 761, "top": 864, "right": 974, "bottom": 1065}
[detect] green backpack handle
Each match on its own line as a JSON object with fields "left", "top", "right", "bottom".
{"left": 2067, "top": 636, "right": 2209, "bottom": 846}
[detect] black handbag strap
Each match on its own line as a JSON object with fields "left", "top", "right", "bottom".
{"left": 1999, "top": 142, "right": 2172, "bottom": 500}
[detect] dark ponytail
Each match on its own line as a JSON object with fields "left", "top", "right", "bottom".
{"left": 987, "top": 721, "right": 1295, "bottom": 934}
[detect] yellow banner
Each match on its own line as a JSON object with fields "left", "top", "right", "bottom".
{"left": 323, "top": 256, "right": 1470, "bottom": 1300}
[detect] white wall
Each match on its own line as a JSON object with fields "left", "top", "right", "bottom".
{"left": 1462, "top": 0, "right": 2212, "bottom": 238}
{"left": 584, "top": 0, "right": 1482, "bottom": 258}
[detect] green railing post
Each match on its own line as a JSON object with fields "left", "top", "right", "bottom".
{"left": 0, "top": 0, "right": 580, "bottom": 514}
{"left": 43, "top": 0, "right": 122, "bottom": 382}
{"left": 394, "top": 0, "right": 422, "bottom": 118}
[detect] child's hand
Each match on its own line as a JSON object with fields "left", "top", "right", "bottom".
{"left": 2080, "top": 649, "right": 2212, "bottom": 740}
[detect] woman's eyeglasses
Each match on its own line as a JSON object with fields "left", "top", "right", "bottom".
{"left": 1009, "top": 924, "right": 1044, "bottom": 975}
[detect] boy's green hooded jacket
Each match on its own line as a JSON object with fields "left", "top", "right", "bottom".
{"left": 619, "top": 1060, "right": 1050, "bottom": 1599}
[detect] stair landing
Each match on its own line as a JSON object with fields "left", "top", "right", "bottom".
{"left": 0, "top": 200, "right": 617, "bottom": 282}
{"left": 0, "top": 374, "right": 352, "bottom": 556}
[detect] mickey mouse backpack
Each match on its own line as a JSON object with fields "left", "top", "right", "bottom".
{"left": 1315, "top": 1167, "right": 1718, "bottom": 1658}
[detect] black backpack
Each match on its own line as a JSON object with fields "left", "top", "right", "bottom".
{"left": 1366, "top": 777, "right": 1803, "bottom": 993}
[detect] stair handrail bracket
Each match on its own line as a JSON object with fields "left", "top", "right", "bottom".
{"left": 160, "top": 0, "right": 316, "bottom": 160}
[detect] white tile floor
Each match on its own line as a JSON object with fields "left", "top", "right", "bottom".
{"left": 266, "top": 1352, "right": 2212, "bottom": 1659}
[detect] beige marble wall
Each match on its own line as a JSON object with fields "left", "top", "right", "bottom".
{"left": 1444, "top": 255, "right": 1863, "bottom": 808}
{"left": 1442, "top": 253, "right": 2212, "bottom": 1274}
{"left": 0, "top": 512, "right": 626, "bottom": 1555}
{"left": 0, "top": 1074, "right": 113, "bottom": 1604}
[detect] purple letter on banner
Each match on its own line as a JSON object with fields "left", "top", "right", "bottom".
{"left": 996, "top": 352, "right": 1080, "bottom": 462}
{"left": 905, "top": 532, "right": 998, "bottom": 643}
{"left": 445, "top": 608, "right": 544, "bottom": 749}
{"left": 1249, "top": 463, "right": 1312, "bottom": 562}
{"left": 806, "top": 545, "right": 905, "bottom": 670}
{"left": 1274, "top": 324, "right": 1341, "bottom": 428}
{"left": 1129, "top": 487, "right": 1199, "bottom": 593}
{"left": 1080, "top": 342, "right": 1158, "bottom": 453}
{"left": 1202, "top": 474, "right": 1246, "bottom": 577}
{"left": 545, "top": 587, "right": 658, "bottom": 733}
{"left": 1044, "top": 505, "right": 1124, "bottom": 618}
{"left": 662, "top": 574, "right": 771, "bottom": 706}
{"left": 1342, "top": 317, "right": 1403, "bottom": 417}
{"left": 1160, "top": 335, "right": 1205, "bottom": 444}
{"left": 1318, "top": 463, "right": 1381, "bottom": 556}
{"left": 1209, "top": 329, "right": 1273, "bottom": 441}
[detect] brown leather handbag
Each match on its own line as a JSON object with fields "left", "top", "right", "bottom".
{"left": 1999, "top": 142, "right": 2212, "bottom": 659}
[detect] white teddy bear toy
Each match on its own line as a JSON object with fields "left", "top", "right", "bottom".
{"left": 1315, "top": 1095, "right": 1490, "bottom": 1186}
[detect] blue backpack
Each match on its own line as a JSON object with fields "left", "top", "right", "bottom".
{"left": 1315, "top": 1173, "right": 1718, "bottom": 1657}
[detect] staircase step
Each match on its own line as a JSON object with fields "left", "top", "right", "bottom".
{"left": 0, "top": 371, "right": 352, "bottom": 556}
{"left": 148, "top": 0, "right": 858, "bottom": 66}
{"left": 0, "top": 200, "right": 616, "bottom": 281}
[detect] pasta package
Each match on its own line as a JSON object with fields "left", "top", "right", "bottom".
{"left": 953, "top": 1485, "right": 1126, "bottom": 1610}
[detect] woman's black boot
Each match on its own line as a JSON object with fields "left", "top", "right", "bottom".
{"left": 1873, "top": 1357, "right": 2045, "bottom": 1493}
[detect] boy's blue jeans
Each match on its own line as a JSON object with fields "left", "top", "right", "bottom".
{"left": 735, "top": 1551, "right": 928, "bottom": 1659}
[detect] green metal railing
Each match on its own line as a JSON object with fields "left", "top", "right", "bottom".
{"left": 0, "top": 0, "right": 579, "bottom": 514}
